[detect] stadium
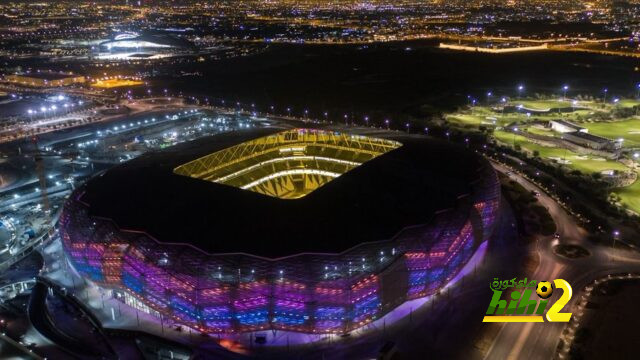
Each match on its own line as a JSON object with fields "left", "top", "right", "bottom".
{"left": 59, "top": 127, "right": 501, "bottom": 336}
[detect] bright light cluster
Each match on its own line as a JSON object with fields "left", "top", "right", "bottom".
{"left": 59, "top": 134, "right": 501, "bottom": 336}
{"left": 174, "top": 129, "right": 402, "bottom": 199}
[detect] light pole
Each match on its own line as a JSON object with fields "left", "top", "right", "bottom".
{"left": 603, "top": 88, "right": 608, "bottom": 103}
{"left": 512, "top": 127, "right": 518, "bottom": 147}
{"left": 562, "top": 85, "right": 569, "bottom": 100}
{"left": 385, "top": 119, "right": 390, "bottom": 129}
{"left": 517, "top": 85, "right": 524, "bottom": 99}
{"left": 612, "top": 230, "right": 620, "bottom": 262}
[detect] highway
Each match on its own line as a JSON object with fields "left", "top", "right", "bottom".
{"left": 485, "top": 161, "right": 640, "bottom": 360}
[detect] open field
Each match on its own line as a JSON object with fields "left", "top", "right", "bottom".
{"left": 445, "top": 98, "right": 636, "bottom": 130}
{"left": 493, "top": 130, "right": 627, "bottom": 174}
{"left": 514, "top": 99, "right": 574, "bottom": 110}
{"left": 524, "top": 126, "right": 555, "bottom": 137}
{"left": 448, "top": 97, "right": 640, "bottom": 212}
{"left": 581, "top": 118, "right": 640, "bottom": 148}
{"left": 613, "top": 174, "right": 640, "bottom": 212}
{"left": 616, "top": 99, "right": 640, "bottom": 108}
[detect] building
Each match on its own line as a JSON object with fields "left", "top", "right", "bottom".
{"left": 59, "top": 128, "right": 501, "bottom": 335}
{"left": 549, "top": 120, "right": 587, "bottom": 134}
{"left": 99, "top": 32, "right": 195, "bottom": 52}
{"left": 4, "top": 71, "right": 85, "bottom": 87}
{"left": 562, "top": 131, "right": 622, "bottom": 151}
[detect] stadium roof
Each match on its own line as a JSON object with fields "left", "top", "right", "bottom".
{"left": 79, "top": 127, "right": 485, "bottom": 258}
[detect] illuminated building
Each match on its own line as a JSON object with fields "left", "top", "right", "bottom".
{"left": 5, "top": 72, "right": 86, "bottom": 88}
{"left": 99, "top": 33, "right": 195, "bottom": 51}
{"left": 59, "top": 128, "right": 500, "bottom": 335}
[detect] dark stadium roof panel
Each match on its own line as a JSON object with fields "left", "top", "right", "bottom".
{"left": 79, "top": 127, "right": 484, "bottom": 258}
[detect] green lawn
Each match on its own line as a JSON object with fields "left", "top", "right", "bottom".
{"left": 448, "top": 109, "right": 540, "bottom": 128}
{"left": 613, "top": 173, "right": 640, "bottom": 213}
{"left": 446, "top": 114, "right": 493, "bottom": 127}
{"left": 446, "top": 98, "right": 640, "bottom": 213}
{"left": 581, "top": 118, "right": 640, "bottom": 148}
{"left": 525, "top": 126, "right": 556, "bottom": 137}
{"left": 494, "top": 130, "right": 628, "bottom": 174}
{"left": 616, "top": 99, "right": 640, "bottom": 108}
{"left": 514, "top": 99, "right": 577, "bottom": 111}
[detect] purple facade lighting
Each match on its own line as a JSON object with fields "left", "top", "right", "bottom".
{"left": 58, "top": 133, "right": 501, "bottom": 336}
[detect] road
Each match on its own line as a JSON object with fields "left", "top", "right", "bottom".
{"left": 485, "top": 161, "right": 640, "bottom": 360}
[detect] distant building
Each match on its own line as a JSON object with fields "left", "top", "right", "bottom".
{"left": 99, "top": 32, "right": 194, "bottom": 51}
{"left": 5, "top": 72, "right": 85, "bottom": 87}
{"left": 549, "top": 120, "right": 587, "bottom": 134}
{"left": 562, "top": 131, "right": 622, "bottom": 151}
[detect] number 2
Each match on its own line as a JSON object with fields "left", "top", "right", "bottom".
{"left": 546, "top": 279, "right": 573, "bottom": 322}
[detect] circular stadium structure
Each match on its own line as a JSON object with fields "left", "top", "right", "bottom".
{"left": 59, "top": 127, "right": 501, "bottom": 336}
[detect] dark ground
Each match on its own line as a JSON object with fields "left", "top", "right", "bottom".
{"left": 162, "top": 40, "right": 640, "bottom": 124}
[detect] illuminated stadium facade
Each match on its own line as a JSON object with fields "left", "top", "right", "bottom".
{"left": 60, "top": 128, "right": 500, "bottom": 335}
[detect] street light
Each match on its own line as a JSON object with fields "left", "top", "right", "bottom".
{"left": 517, "top": 85, "right": 524, "bottom": 99}
{"left": 603, "top": 88, "right": 608, "bottom": 103}
{"left": 562, "top": 85, "right": 569, "bottom": 100}
{"left": 612, "top": 230, "right": 620, "bottom": 262}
